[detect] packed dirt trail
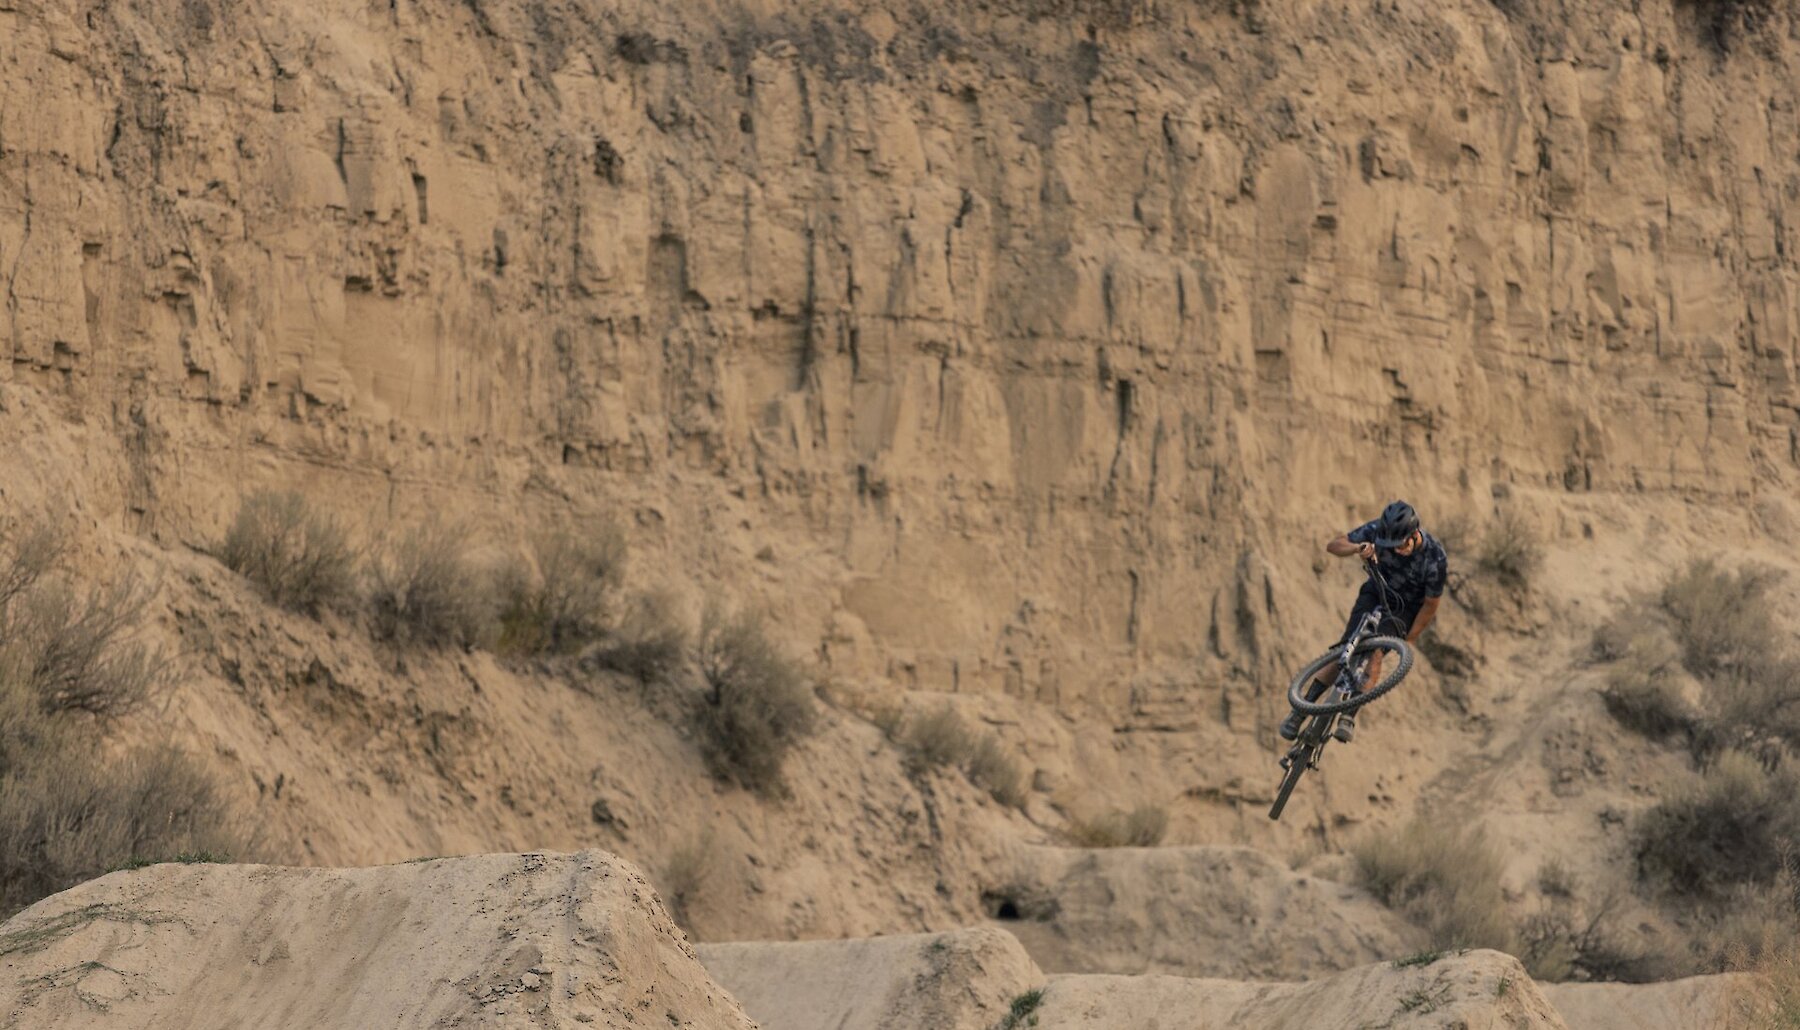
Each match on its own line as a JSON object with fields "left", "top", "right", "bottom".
{"left": 0, "top": 853, "right": 1755, "bottom": 1030}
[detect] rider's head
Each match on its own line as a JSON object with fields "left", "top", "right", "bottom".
{"left": 1374, "top": 500, "right": 1422, "bottom": 554}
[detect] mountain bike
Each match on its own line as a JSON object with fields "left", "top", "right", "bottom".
{"left": 1268, "top": 564, "right": 1415, "bottom": 821}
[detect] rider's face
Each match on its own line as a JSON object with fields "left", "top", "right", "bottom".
{"left": 1393, "top": 530, "right": 1421, "bottom": 556}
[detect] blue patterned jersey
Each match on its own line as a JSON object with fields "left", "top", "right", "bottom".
{"left": 1347, "top": 521, "right": 1449, "bottom": 611}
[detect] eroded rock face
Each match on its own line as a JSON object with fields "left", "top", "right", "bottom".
{"left": 0, "top": 851, "right": 755, "bottom": 1030}
{"left": 3, "top": 0, "right": 1796, "bottom": 718}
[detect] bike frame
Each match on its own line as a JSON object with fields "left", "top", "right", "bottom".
{"left": 1281, "top": 601, "right": 1384, "bottom": 772}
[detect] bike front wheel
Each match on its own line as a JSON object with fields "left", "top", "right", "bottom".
{"left": 1269, "top": 749, "right": 1307, "bottom": 820}
{"left": 1286, "top": 636, "right": 1414, "bottom": 715}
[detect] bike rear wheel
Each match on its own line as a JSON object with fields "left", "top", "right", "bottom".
{"left": 1286, "top": 636, "right": 1413, "bottom": 715}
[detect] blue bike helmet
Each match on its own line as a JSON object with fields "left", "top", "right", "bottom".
{"left": 1373, "top": 500, "right": 1421, "bottom": 548}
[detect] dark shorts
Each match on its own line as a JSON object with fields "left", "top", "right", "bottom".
{"left": 1334, "top": 584, "right": 1419, "bottom": 648}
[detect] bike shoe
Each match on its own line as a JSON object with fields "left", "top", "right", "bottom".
{"left": 1333, "top": 712, "right": 1356, "bottom": 744}
{"left": 1279, "top": 709, "right": 1304, "bottom": 741}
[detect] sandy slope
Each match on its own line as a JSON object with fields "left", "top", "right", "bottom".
{"left": 991, "top": 845, "right": 1423, "bottom": 978}
{"left": 0, "top": 853, "right": 752, "bottom": 1030}
{"left": 1036, "top": 952, "right": 1568, "bottom": 1028}
{"left": 701, "top": 927, "right": 1041, "bottom": 1030}
{"left": 1541, "top": 975, "right": 1759, "bottom": 1030}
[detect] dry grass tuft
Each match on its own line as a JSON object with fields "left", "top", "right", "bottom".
{"left": 692, "top": 609, "right": 817, "bottom": 795}
{"left": 1065, "top": 804, "right": 1168, "bottom": 848}
{"left": 1354, "top": 819, "right": 1514, "bottom": 953}
{"left": 368, "top": 519, "right": 489, "bottom": 649}
{"left": 219, "top": 490, "right": 358, "bottom": 614}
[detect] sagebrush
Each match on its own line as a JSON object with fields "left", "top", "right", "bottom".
{"left": 497, "top": 522, "right": 628, "bottom": 656}
{"left": 220, "top": 490, "right": 357, "bottom": 614}
{"left": 1635, "top": 751, "right": 1800, "bottom": 900}
{"left": 368, "top": 520, "right": 489, "bottom": 648}
{"left": 0, "top": 520, "right": 244, "bottom": 918}
{"left": 692, "top": 609, "right": 817, "bottom": 794}
{"left": 593, "top": 590, "right": 689, "bottom": 683}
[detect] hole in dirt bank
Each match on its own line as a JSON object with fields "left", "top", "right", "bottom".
{"left": 981, "top": 886, "right": 1059, "bottom": 923}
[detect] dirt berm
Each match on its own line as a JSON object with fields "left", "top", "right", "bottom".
{"left": 0, "top": 852, "right": 753, "bottom": 1030}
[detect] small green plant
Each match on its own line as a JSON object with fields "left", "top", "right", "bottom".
{"left": 1392, "top": 949, "right": 1443, "bottom": 968}
{"left": 1398, "top": 982, "right": 1452, "bottom": 1014}
{"left": 995, "top": 988, "right": 1045, "bottom": 1029}
{"left": 219, "top": 490, "right": 358, "bottom": 614}
{"left": 109, "top": 851, "right": 231, "bottom": 872}
{"left": 1495, "top": 974, "right": 1511, "bottom": 997}
{"left": 368, "top": 519, "right": 489, "bottom": 648}
{"left": 1065, "top": 805, "right": 1168, "bottom": 848}
{"left": 691, "top": 608, "right": 817, "bottom": 794}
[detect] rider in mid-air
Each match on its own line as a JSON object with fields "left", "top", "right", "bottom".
{"left": 1279, "top": 500, "right": 1448, "bottom": 744}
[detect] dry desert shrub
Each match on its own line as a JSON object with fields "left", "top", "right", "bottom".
{"left": 0, "top": 738, "right": 240, "bottom": 917}
{"left": 497, "top": 521, "right": 628, "bottom": 656}
{"left": 897, "top": 704, "right": 1028, "bottom": 808}
{"left": 368, "top": 519, "right": 489, "bottom": 649}
{"left": 1634, "top": 750, "right": 1800, "bottom": 901}
{"left": 1474, "top": 508, "right": 1541, "bottom": 590}
{"left": 1065, "top": 804, "right": 1168, "bottom": 848}
{"left": 1660, "top": 558, "right": 1781, "bottom": 679}
{"left": 0, "top": 521, "right": 244, "bottom": 918}
{"left": 967, "top": 733, "right": 1028, "bottom": 809}
{"left": 1354, "top": 819, "right": 1513, "bottom": 953}
{"left": 592, "top": 589, "right": 689, "bottom": 683}
{"left": 692, "top": 608, "right": 817, "bottom": 794}
{"left": 219, "top": 490, "right": 357, "bottom": 614}
{"left": 0, "top": 573, "right": 163, "bottom": 717}
{"left": 901, "top": 704, "right": 972, "bottom": 770}
{"left": 657, "top": 829, "right": 716, "bottom": 932}
{"left": 1592, "top": 560, "right": 1800, "bottom": 751}
{"left": 1600, "top": 647, "right": 1699, "bottom": 740}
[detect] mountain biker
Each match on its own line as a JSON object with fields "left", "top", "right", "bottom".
{"left": 1278, "top": 500, "right": 1447, "bottom": 744}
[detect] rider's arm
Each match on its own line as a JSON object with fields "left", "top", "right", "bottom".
{"left": 1326, "top": 534, "right": 1376, "bottom": 560}
{"left": 1407, "top": 595, "right": 1441, "bottom": 642}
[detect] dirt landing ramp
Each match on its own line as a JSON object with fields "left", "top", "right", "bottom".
{"left": 993, "top": 845, "right": 1422, "bottom": 978}
{"left": 0, "top": 852, "right": 753, "bottom": 1030}
{"left": 699, "top": 927, "right": 1041, "bottom": 1030}
{"left": 1036, "top": 950, "right": 1567, "bottom": 1029}
{"left": 1542, "top": 974, "right": 1758, "bottom": 1030}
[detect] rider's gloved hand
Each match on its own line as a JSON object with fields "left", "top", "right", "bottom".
{"left": 1356, "top": 541, "right": 1377, "bottom": 562}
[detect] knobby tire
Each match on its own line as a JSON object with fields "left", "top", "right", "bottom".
{"left": 1286, "top": 636, "right": 1414, "bottom": 715}
{"left": 1269, "top": 753, "right": 1306, "bottom": 820}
